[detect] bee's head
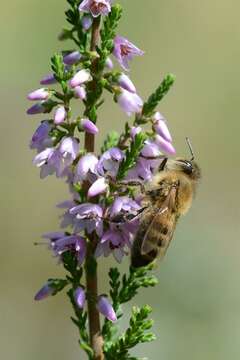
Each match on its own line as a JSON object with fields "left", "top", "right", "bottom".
{"left": 174, "top": 159, "right": 201, "bottom": 181}
{"left": 160, "top": 138, "right": 201, "bottom": 181}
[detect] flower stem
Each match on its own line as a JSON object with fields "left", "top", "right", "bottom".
{"left": 84, "top": 16, "right": 104, "bottom": 360}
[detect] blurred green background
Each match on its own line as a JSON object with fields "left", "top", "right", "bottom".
{"left": 1, "top": 0, "right": 240, "bottom": 359}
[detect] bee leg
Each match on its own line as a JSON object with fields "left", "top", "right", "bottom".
{"left": 158, "top": 157, "right": 168, "bottom": 171}
{"left": 110, "top": 206, "right": 147, "bottom": 225}
{"left": 118, "top": 180, "right": 146, "bottom": 194}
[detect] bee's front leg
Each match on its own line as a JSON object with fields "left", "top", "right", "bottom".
{"left": 117, "top": 180, "right": 146, "bottom": 194}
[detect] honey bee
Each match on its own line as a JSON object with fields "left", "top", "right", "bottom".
{"left": 131, "top": 139, "right": 201, "bottom": 268}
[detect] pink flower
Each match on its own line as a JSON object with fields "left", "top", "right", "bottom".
{"left": 70, "top": 203, "right": 103, "bottom": 236}
{"left": 74, "top": 153, "right": 99, "bottom": 182}
{"left": 117, "top": 88, "right": 143, "bottom": 116}
{"left": 113, "top": 36, "right": 144, "bottom": 70}
{"left": 79, "top": 0, "right": 112, "bottom": 18}
{"left": 97, "top": 147, "right": 124, "bottom": 178}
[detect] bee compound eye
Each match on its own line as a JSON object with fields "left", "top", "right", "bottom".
{"left": 182, "top": 160, "right": 193, "bottom": 174}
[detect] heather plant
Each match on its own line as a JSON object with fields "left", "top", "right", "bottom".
{"left": 28, "top": 1, "right": 176, "bottom": 359}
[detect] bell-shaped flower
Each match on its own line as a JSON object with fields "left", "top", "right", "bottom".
{"left": 96, "top": 223, "right": 134, "bottom": 263}
{"left": 30, "top": 121, "right": 52, "bottom": 152}
{"left": 113, "top": 35, "right": 144, "bottom": 70}
{"left": 74, "top": 153, "right": 98, "bottom": 182}
{"left": 59, "top": 137, "right": 79, "bottom": 162}
{"left": 126, "top": 157, "right": 162, "bottom": 182}
{"left": 79, "top": 0, "right": 112, "bottom": 18}
{"left": 117, "top": 88, "right": 143, "bottom": 116}
{"left": 70, "top": 203, "right": 103, "bottom": 236}
{"left": 141, "top": 140, "right": 162, "bottom": 158}
{"left": 110, "top": 196, "right": 141, "bottom": 218}
{"left": 50, "top": 234, "right": 87, "bottom": 264}
{"left": 97, "top": 147, "right": 124, "bottom": 179}
{"left": 97, "top": 296, "right": 117, "bottom": 322}
{"left": 57, "top": 200, "right": 77, "bottom": 228}
{"left": 33, "top": 147, "right": 57, "bottom": 178}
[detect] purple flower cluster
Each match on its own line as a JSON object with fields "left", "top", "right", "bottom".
{"left": 28, "top": 1, "right": 176, "bottom": 270}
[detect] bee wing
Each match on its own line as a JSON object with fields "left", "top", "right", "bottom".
{"left": 141, "top": 186, "right": 178, "bottom": 258}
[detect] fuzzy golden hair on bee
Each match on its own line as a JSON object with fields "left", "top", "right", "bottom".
{"left": 131, "top": 155, "right": 201, "bottom": 269}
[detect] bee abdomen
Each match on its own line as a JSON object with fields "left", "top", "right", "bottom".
{"left": 131, "top": 222, "right": 172, "bottom": 268}
{"left": 131, "top": 245, "right": 158, "bottom": 268}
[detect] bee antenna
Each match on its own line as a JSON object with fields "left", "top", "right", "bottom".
{"left": 186, "top": 137, "right": 194, "bottom": 161}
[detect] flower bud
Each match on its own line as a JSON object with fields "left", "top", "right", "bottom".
{"left": 40, "top": 73, "right": 57, "bottom": 85}
{"left": 97, "top": 296, "right": 117, "bottom": 322}
{"left": 27, "top": 88, "right": 49, "bottom": 101}
{"left": 74, "top": 86, "right": 87, "bottom": 100}
{"left": 34, "top": 281, "right": 54, "bottom": 301}
{"left": 27, "top": 102, "right": 45, "bottom": 115}
{"left": 69, "top": 69, "right": 91, "bottom": 88}
{"left": 118, "top": 74, "right": 136, "bottom": 93}
{"left": 74, "top": 287, "right": 86, "bottom": 309}
{"left": 82, "top": 15, "right": 93, "bottom": 30}
{"left": 54, "top": 106, "right": 66, "bottom": 125}
{"left": 105, "top": 57, "right": 114, "bottom": 70}
{"left": 153, "top": 112, "right": 172, "bottom": 142}
{"left": 155, "top": 135, "right": 176, "bottom": 155}
{"left": 88, "top": 178, "right": 108, "bottom": 198}
{"left": 130, "top": 126, "right": 142, "bottom": 139}
{"left": 81, "top": 118, "right": 99, "bottom": 134}
{"left": 63, "top": 51, "right": 81, "bottom": 65}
